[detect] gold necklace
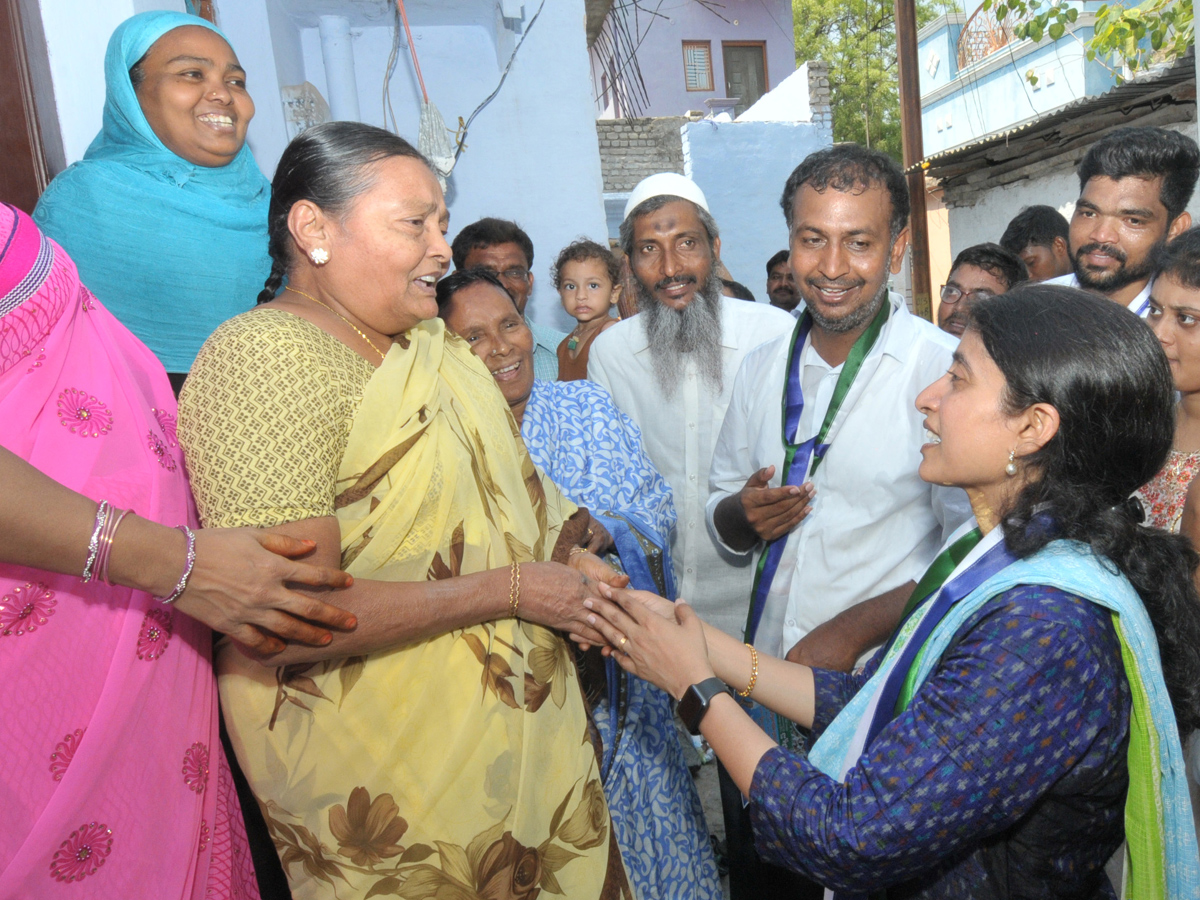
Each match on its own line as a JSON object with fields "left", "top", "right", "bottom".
{"left": 285, "top": 287, "right": 387, "bottom": 361}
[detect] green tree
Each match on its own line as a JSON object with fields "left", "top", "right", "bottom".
{"left": 986, "top": 0, "right": 1192, "bottom": 85}
{"left": 793, "top": 0, "right": 960, "bottom": 160}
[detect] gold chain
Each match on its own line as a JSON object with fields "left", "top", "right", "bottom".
{"left": 284, "top": 287, "right": 387, "bottom": 361}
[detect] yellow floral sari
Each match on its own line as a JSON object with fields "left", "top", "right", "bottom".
{"left": 217, "top": 319, "right": 630, "bottom": 900}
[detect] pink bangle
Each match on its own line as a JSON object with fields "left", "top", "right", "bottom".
{"left": 154, "top": 525, "right": 196, "bottom": 605}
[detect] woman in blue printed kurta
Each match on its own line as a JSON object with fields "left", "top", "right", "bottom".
{"left": 585, "top": 287, "right": 1200, "bottom": 899}
{"left": 438, "top": 267, "right": 721, "bottom": 900}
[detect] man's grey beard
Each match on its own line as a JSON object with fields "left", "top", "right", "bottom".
{"left": 803, "top": 280, "right": 890, "bottom": 334}
{"left": 637, "top": 272, "right": 725, "bottom": 399}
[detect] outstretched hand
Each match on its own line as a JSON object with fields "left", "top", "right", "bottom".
{"left": 174, "top": 528, "right": 357, "bottom": 658}
{"left": 580, "top": 584, "right": 715, "bottom": 700}
{"left": 739, "top": 465, "right": 815, "bottom": 542}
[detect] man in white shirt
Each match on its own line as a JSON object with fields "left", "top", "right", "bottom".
{"left": 588, "top": 174, "right": 794, "bottom": 639}
{"left": 708, "top": 144, "right": 971, "bottom": 671}
{"left": 1046, "top": 126, "right": 1198, "bottom": 315}
{"left": 704, "top": 143, "right": 972, "bottom": 900}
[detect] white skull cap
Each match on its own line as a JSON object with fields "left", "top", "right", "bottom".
{"left": 623, "top": 173, "right": 710, "bottom": 222}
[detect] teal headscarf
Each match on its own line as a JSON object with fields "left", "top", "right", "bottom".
{"left": 34, "top": 11, "right": 271, "bottom": 372}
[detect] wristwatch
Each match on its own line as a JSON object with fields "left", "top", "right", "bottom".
{"left": 678, "top": 677, "right": 732, "bottom": 735}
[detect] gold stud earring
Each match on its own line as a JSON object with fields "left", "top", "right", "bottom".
{"left": 1005, "top": 449, "right": 1018, "bottom": 477}
{"left": 310, "top": 247, "right": 330, "bottom": 266}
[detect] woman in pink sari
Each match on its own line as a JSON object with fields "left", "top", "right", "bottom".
{"left": 0, "top": 204, "right": 352, "bottom": 898}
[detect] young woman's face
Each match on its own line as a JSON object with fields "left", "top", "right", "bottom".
{"left": 558, "top": 258, "right": 618, "bottom": 324}
{"left": 916, "top": 329, "right": 1032, "bottom": 508}
{"left": 1147, "top": 274, "right": 1200, "bottom": 395}
{"left": 134, "top": 26, "right": 254, "bottom": 167}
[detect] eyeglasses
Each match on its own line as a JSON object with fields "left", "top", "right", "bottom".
{"left": 487, "top": 266, "right": 531, "bottom": 282}
{"left": 939, "top": 284, "right": 998, "bottom": 305}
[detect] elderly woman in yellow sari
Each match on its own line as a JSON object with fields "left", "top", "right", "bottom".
{"left": 177, "top": 122, "right": 632, "bottom": 900}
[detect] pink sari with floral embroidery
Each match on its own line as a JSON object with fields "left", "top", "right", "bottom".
{"left": 0, "top": 204, "right": 258, "bottom": 899}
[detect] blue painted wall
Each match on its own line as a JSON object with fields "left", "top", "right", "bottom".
{"left": 682, "top": 119, "right": 832, "bottom": 302}
{"left": 217, "top": 0, "right": 607, "bottom": 331}
{"left": 918, "top": 2, "right": 1120, "bottom": 156}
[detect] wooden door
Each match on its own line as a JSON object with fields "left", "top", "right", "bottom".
{"left": 0, "top": 0, "right": 50, "bottom": 213}
{"left": 723, "top": 42, "right": 767, "bottom": 117}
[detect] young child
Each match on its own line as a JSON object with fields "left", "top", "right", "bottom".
{"left": 553, "top": 240, "right": 621, "bottom": 381}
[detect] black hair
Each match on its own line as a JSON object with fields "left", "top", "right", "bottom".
{"left": 129, "top": 52, "right": 148, "bottom": 89}
{"left": 949, "top": 242, "right": 1029, "bottom": 292}
{"left": 780, "top": 144, "right": 910, "bottom": 239}
{"left": 1154, "top": 226, "right": 1200, "bottom": 290}
{"left": 435, "top": 266, "right": 515, "bottom": 314}
{"left": 618, "top": 194, "right": 720, "bottom": 258}
{"left": 766, "top": 249, "right": 790, "bottom": 275}
{"left": 450, "top": 218, "right": 534, "bottom": 271}
{"left": 551, "top": 240, "right": 621, "bottom": 290}
{"left": 258, "top": 121, "right": 430, "bottom": 304}
{"left": 968, "top": 285, "right": 1200, "bottom": 735}
{"left": 999, "top": 205, "right": 1070, "bottom": 254}
{"left": 1077, "top": 126, "right": 1200, "bottom": 223}
{"left": 721, "top": 278, "right": 756, "bottom": 302}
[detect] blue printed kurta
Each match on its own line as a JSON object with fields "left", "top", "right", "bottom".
{"left": 521, "top": 379, "right": 721, "bottom": 900}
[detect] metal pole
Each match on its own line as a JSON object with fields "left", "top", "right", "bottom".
{"left": 894, "top": 0, "right": 933, "bottom": 321}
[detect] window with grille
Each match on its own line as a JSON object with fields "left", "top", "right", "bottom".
{"left": 683, "top": 41, "right": 713, "bottom": 91}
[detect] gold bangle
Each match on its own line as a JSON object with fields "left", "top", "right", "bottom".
{"left": 737, "top": 644, "right": 759, "bottom": 698}
{"left": 509, "top": 561, "right": 521, "bottom": 619}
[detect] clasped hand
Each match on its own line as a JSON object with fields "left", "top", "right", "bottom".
{"left": 572, "top": 584, "right": 715, "bottom": 701}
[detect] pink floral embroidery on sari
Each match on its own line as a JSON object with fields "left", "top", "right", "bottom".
{"left": 0, "top": 581, "right": 56, "bottom": 636}
{"left": 49, "top": 821, "right": 113, "bottom": 882}
{"left": 57, "top": 388, "right": 112, "bottom": 438}
{"left": 148, "top": 430, "right": 177, "bottom": 471}
{"left": 136, "top": 608, "right": 174, "bottom": 660}
{"left": 153, "top": 408, "right": 178, "bottom": 447}
{"left": 50, "top": 728, "right": 85, "bottom": 781}
{"left": 183, "top": 742, "right": 210, "bottom": 793}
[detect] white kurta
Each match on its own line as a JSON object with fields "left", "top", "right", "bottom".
{"left": 705, "top": 294, "right": 973, "bottom": 657}
{"left": 588, "top": 297, "right": 796, "bottom": 638}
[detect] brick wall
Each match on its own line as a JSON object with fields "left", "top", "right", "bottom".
{"left": 597, "top": 117, "right": 688, "bottom": 192}
{"left": 805, "top": 61, "right": 832, "bottom": 133}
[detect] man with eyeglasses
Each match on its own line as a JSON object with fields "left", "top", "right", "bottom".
{"left": 451, "top": 218, "right": 566, "bottom": 380}
{"left": 937, "top": 243, "right": 1028, "bottom": 337}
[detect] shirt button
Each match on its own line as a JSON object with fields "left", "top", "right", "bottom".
{"left": 688, "top": 422, "right": 696, "bottom": 429}
{"left": 787, "top": 618, "right": 796, "bottom": 626}
{"left": 688, "top": 520, "right": 695, "bottom": 528}
{"left": 686, "top": 567, "right": 694, "bottom": 574}
{"left": 689, "top": 474, "right": 697, "bottom": 481}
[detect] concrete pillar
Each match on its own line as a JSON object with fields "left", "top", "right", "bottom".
{"left": 318, "top": 15, "right": 360, "bottom": 122}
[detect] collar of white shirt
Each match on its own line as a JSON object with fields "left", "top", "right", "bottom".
{"left": 1045, "top": 272, "right": 1151, "bottom": 315}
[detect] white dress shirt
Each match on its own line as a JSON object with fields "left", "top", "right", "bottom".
{"left": 705, "top": 294, "right": 973, "bottom": 657}
{"left": 588, "top": 297, "right": 796, "bottom": 637}
{"left": 1046, "top": 272, "right": 1152, "bottom": 315}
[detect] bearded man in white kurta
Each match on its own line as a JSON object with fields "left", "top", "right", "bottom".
{"left": 588, "top": 174, "right": 794, "bottom": 639}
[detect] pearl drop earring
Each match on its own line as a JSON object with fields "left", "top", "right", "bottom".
{"left": 1005, "top": 450, "right": 1018, "bottom": 477}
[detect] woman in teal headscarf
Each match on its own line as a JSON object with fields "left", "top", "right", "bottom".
{"left": 34, "top": 11, "right": 270, "bottom": 385}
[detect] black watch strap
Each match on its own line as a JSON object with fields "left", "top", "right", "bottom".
{"left": 678, "top": 676, "right": 731, "bottom": 735}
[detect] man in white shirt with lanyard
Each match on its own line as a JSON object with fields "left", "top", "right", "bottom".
{"left": 588, "top": 174, "right": 795, "bottom": 640}
{"left": 705, "top": 144, "right": 971, "bottom": 899}
{"left": 1046, "top": 125, "right": 1198, "bottom": 316}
